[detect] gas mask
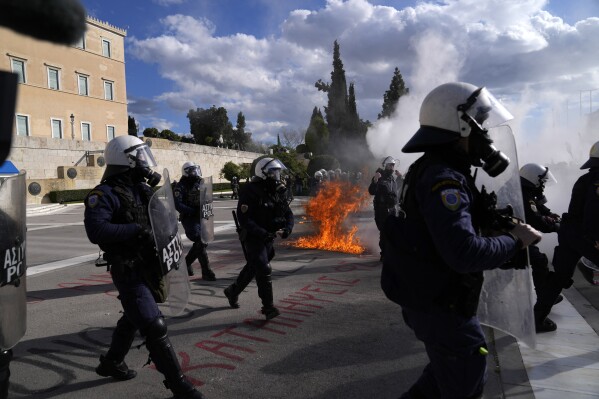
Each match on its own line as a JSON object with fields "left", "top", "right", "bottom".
{"left": 265, "top": 168, "right": 286, "bottom": 194}
{"left": 468, "top": 130, "right": 510, "bottom": 177}
{"left": 458, "top": 88, "right": 511, "bottom": 177}
{"left": 134, "top": 165, "right": 161, "bottom": 187}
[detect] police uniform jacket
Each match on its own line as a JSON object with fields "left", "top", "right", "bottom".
{"left": 521, "top": 183, "right": 559, "bottom": 233}
{"left": 84, "top": 175, "right": 154, "bottom": 257}
{"left": 173, "top": 176, "right": 204, "bottom": 241}
{"left": 382, "top": 151, "right": 520, "bottom": 316}
{"left": 237, "top": 180, "right": 294, "bottom": 242}
{"left": 368, "top": 169, "right": 400, "bottom": 218}
{"left": 563, "top": 168, "right": 599, "bottom": 241}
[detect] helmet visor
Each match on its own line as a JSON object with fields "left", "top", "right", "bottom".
{"left": 464, "top": 87, "right": 514, "bottom": 130}
{"left": 125, "top": 144, "right": 157, "bottom": 168}
{"left": 539, "top": 168, "right": 557, "bottom": 187}
{"left": 262, "top": 158, "right": 287, "bottom": 180}
{"left": 185, "top": 165, "right": 201, "bottom": 177}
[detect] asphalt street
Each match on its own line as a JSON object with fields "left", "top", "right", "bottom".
{"left": 10, "top": 195, "right": 591, "bottom": 399}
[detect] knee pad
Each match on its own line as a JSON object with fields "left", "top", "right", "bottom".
{"left": 142, "top": 317, "right": 168, "bottom": 342}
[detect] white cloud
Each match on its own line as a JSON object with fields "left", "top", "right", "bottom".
{"left": 128, "top": 0, "right": 599, "bottom": 168}
{"left": 153, "top": 0, "right": 186, "bottom": 6}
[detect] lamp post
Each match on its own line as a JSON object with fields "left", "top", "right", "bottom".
{"left": 70, "top": 114, "right": 75, "bottom": 140}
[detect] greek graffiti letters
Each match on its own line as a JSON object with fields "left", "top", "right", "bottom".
{"left": 195, "top": 340, "right": 255, "bottom": 361}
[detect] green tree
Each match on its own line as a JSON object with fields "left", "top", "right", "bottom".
{"left": 128, "top": 115, "right": 138, "bottom": 136}
{"left": 378, "top": 67, "right": 409, "bottom": 119}
{"left": 304, "top": 107, "right": 329, "bottom": 155}
{"left": 233, "top": 111, "right": 251, "bottom": 150}
{"left": 315, "top": 40, "right": 349, "bottom": 147}
{"left": 187, "top": 106, "right": 233, "bottom": 146}
{"left": 159, "top": 129, "right": 180, "bottom": 141}
{"left": 143, "top": 127, "right": 159, "bottom": 138}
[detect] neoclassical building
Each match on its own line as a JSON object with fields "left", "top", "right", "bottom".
{"left": 1, "top": 16, "right": 127, "bottom": 142}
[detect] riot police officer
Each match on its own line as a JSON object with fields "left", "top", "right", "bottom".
{"left": 224, "top": 157, "right": 294, "bottom": 320}
{"left": 174, "top": 161, "right": 216, "bottom": 280}
{"left": 231, "top": 176, "right": 240, "bottom": 200}
{"left": 535, "top": 140, "right": 599, "bottom": 332}
{"left": 368, "top": 156, "right": 401, "bottom": 261}
{"left": 519, "top": 163, "right": 562, "bottom": 332}
{"left": 84, "top": 136, "right": 205, "bottom": 399}
{"left": 381, "top": 82, "right": 541, "bottom": 399}
{"left": 310, "top": 170, "right": 324, "bottom": 196}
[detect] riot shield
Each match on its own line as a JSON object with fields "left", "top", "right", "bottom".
{"left": 149, "top": 169, "right": 189, "bottom": 317}
{"left": 200, "top": 176, "right": 214, "bottom": 243}
{"left": 475, "top": 126, "right": 536, "bottom": 349}
{"left": 0, "top": 171, "right": 26, "bottom": 350}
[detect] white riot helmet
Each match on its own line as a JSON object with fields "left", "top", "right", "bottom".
{"left": 581, "top": 141, "right": 599, "bottom": 169}
{"left": 102, "top": 136, "right": 161, "bottom": 185}
{"left": 314, "top": 170, "right": 323, "bottom": 180}
{"left": 182, "top": 161, "right": 201, "bottom": 178}
{"left": 254, "top": 157, "right": 287, "bottom": 181}
{"left": 520, "top": 163, "right": 557, "bottom": 188}
{"left": 382, "top": 156, "right": 397, "bottom": 169}
{"left": 403, "top": 82, "right": 514, "bottom": 177}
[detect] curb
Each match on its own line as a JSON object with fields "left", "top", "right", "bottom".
{"left": 26, "top": 203, "right": 67, "bottom": 216}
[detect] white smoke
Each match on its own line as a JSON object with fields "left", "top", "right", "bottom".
{"left": 365, "top": 31, "right": 463, "bottom": 174}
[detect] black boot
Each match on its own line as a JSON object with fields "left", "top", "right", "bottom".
{"left": 197, "top": 244, "right": 216, "bottom": 281}
{"left": 185, "top": 250, "right": 196, "bottom": 276}
{"left": 96, "top": 355, "right": 137, "bottom": 380}
{"left": 256, "top": 271, "right": 279, "bottom": 320}
{"left": 144, "top": 318, "right": 206, "bottom": 399}
{"left": 224, "top": 286, "right": 240, "bottom": 308}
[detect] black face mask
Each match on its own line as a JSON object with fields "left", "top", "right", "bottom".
{"left": 382, "top": 168, "right": 394, "bottom": 178}
{"left": 468, "top": 130, "right": 510, "bottom": 177}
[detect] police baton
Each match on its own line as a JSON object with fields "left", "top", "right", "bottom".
{"left": 232, "top": 210, "right": 249, "bottom": 261}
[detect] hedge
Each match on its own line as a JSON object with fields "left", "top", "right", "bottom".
{"left": 48, "top": 182, "right": 247, "bottom": 203}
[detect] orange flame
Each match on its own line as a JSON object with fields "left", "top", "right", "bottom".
{"left": 292, "top": 181, "right": 370, "bottom": 254}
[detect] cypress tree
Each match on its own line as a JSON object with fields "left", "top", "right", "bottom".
{"left": 378, "top": 67, "right": 409, "bottom": 119}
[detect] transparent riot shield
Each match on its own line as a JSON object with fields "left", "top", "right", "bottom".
{"left": 0, "top": 171, "right": 27, "bottom": 350}
{"left": 149, "top": 169, "right": 189, "bottom": 317}
{"left": 475, "top": 126, "right": 536, "bottom": 349}
{"left": 200, "top": 176, "right": 214, "bottom": 243}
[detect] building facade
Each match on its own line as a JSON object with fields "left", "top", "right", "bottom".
{"left": 1, "top": 16, "right": 127, "bottom": 142}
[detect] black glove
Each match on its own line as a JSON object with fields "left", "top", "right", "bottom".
{"left": 280, "top": 228, "right": 291, "bottom": 239}
{"left": 136, "top": 224, "right": 154, "bottom": 247}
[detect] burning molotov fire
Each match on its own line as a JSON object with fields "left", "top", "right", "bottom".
{"left": 292, "top": 181, "right": 370, "bottom": 254}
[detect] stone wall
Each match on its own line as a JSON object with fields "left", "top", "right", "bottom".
{"left": 7, "top": 136, "right": 262, "bottom": 203}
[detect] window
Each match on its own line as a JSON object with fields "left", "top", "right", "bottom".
{"left": 75, "top": 35, "right": 85, "bottom": 49}
{"left": 51, "top": 119, "right": 63, "bottom": 139}
{"left": 104, "top": 80, "right": 114, "bottom": 101}
{"left": 11, "top": 59, "right": 25, "bottom": 83}
{"left": 81, "top": 122, "right": 91, "bottom": 141}
{"left": 107, "top": 125, "right": 115, "bottom": 140}
{"left": 102, "top": 39, "right": 111, "bottom": 58}
{"left": 78, "top": 75, "right": 88, "bottom": 96}
{"left": 48, "top": 67, "right": 59, "bottom": 90}
{"left": 16, "top": 115, "right": 29, "bottom": 136}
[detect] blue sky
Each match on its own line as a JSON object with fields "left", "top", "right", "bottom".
{"left": 81, "top": 0, "right": 599, "bottom": 165}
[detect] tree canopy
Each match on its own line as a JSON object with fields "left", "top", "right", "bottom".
{"left": 378, "top": 67, "right": 409, "bottom": 119}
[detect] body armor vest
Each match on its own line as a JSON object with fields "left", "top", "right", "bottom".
{"left": 111, "top": 182, "right": 153, "bottom": 228}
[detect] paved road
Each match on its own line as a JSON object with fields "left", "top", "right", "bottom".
{"left": 13, "top": 196, "right": 599, "bottom": 398}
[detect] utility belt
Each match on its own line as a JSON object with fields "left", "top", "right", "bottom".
{"left": 103, "top": 252, "right": 142, "bottom": 275}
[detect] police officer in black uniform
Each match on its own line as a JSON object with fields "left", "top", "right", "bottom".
{"left": 534, "top": 140, "right": 599, "bottom": 332}
{"left": 519, "top": 163, "right": 562, "bottom": 332}
{"left": 381, "top": 82, "right": 541, "bottom": 399}
{"left": 368, "top": 156, "right": 401, "bottom": 261}
{"left": 84, "top": 136, "right": 205, "bottom": 399}
{"left": 174, "top": 161, "right": 216, "bottom": 280}
{"left": 231, "top": 176, "right": 240, "bottom": 200}
{"left": 224, "top": 157, "right": 294, "bottom": 320}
